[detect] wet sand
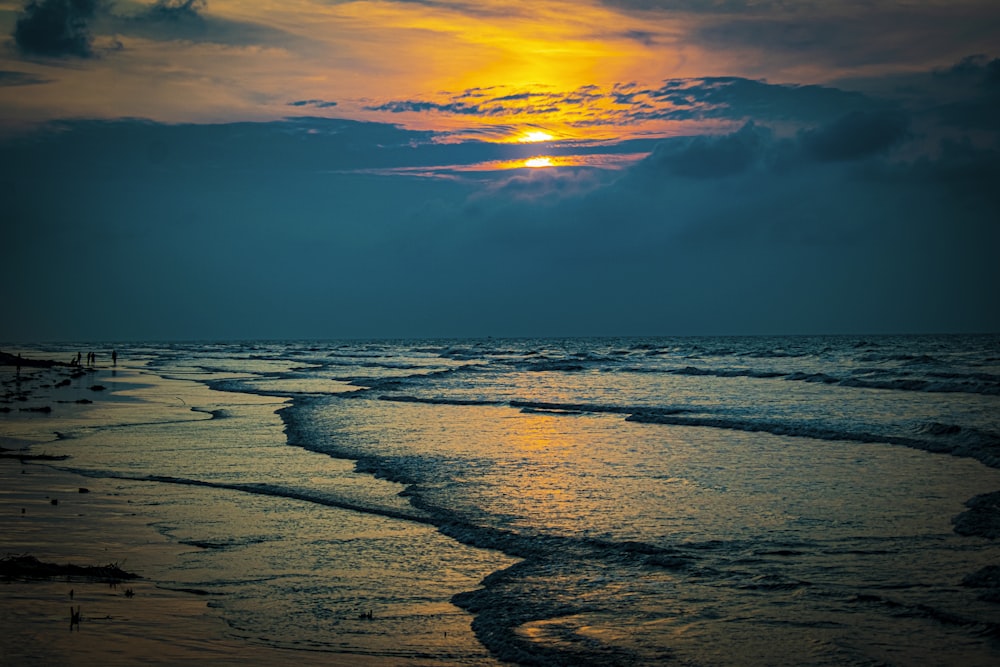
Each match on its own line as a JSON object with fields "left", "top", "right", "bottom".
{"left": 0, "top": 358, "right": 431, "bottom": 666}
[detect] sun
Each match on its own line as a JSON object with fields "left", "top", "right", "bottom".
{"left": 524, "top": 157, "right": 553, "bottom": 168}
{"left": 519, "top": 130, "right": 554, "bottom": 143}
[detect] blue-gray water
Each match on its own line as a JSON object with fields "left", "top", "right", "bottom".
{"left": 11, "top": 335, "right": 1000, "bottom": 665}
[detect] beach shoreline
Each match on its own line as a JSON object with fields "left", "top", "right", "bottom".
{"left": 0, "top": 356, "right": 435, "bottom": 666}
{"left": 5, "top": 337, "right": 998, "bottom": 666}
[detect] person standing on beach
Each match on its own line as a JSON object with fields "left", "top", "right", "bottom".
{"left": 112, "top": 350, "right": 117, "bottom": 367}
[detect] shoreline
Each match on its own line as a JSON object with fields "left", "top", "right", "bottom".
{"left": 5, "top": 340, "right": 998, "bottom": 665}
{"left": 0, "top": 358, "right": 441, "bottom": 666}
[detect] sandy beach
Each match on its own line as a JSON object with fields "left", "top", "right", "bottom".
{"left": 0, "top": 355, "right": 454, "bottom": 666}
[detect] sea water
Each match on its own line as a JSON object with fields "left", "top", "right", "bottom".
{"left": 8, "top": 335, "right": 1000, "bottom": 665}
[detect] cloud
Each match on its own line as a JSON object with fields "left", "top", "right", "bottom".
{"left": 2, "top": 85, "right": 997, "bottom": 339}
{"left": 691, "top": 4, "right": 1000, "bottom": 72}
{"left": 9, "top": 0, "right": 231, "bottom": 61}
{"left": 930, "top": 55, "right": 1000, "bottom": 131}
{"left": 0, "top": 69, "right": 50, "bottom": 86}
{"left": 368, "top": 76, "right": 882, "bottom": 133}
{"left": 639, "top": 120, "right": 770, "bottom": 178}
{"left": 598, "top": 0, "right": 786, "bottom": 12}
{"left": 102, "top": 0, "right": 299, "bottom": 50}
{"left": 798, "top": 110, "right": 910, "bottom": 162}
{"left": 148, "top": 0, "right": 206, "bottom": 20}
{"left": 938, "top": 54, "right": 1000, "bottom": 82}
{"left": 622, "top": 77, "right": 877, "bottom": 124}
{"left": 13, "top": 0, "right": 101, "bottom": 58}
{"left": 288, "top": 99, "right": 338, "bottom": 109}
{"left": 455, "top": 119, "right": 999, "bottom": 335}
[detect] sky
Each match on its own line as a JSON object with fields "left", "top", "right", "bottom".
{"left": 1, "top": 0, "right": 998, "bottom": 341}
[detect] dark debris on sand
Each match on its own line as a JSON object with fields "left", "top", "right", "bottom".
{"left": 0, "top": 446, "right": 70, "bottom": 461}
{"left": 953, "top": 491, "right": 1000, "bottom": 539}
{"left": 0, "top": 555, "right": 139, "bottom": 583}
{"left": 962, "top": 565, "right": 1000, "bottom": 603}
{"left": 0, "top": 352, "right": 67, "bottom": 368}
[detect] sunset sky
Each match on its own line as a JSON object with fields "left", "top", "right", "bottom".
{"left": 2, "top": 1, "right": 998, "bottom": 340}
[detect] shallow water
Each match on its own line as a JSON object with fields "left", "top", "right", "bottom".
{"left": 4, "top": 335, "right": 1000, "bottom": 665}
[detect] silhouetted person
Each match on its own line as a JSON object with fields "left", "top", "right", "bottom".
{"left": 15, "top": 354, "right": 20, "bottom": 377}
{"left": 112, "top": 350, "right": 117, "bottom": 367}
{"left": 70, "top": 605, "right": 81, "bottom": 631}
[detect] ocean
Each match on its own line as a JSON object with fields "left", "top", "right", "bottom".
{"left": 8, "top": 334, "right": 1000, "bottom": 665}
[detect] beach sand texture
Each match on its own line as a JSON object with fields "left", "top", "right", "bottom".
{"left": 1, "top": 357, "right": 492, "bottom": 666}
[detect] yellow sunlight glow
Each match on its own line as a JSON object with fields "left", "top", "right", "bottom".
{"left": 524, "top": 157, "right": 554, "bottom": 168}
{"left": 520, "top": 131, "right": 554, "bottom": 143}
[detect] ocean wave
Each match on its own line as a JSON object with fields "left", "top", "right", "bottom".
{"left": 736, "top": 366, "right": 999, "bottom": 395}
{"left": 438, "top": 347, "right": 489, "bottom": 361}
{"left": 110, "top": 472, "right": 438, "bottom": 526}
{"left": 509, "top": 400, "right": 689, "bottom": 417}
{"left": 739, "top": 350, "right": 811, "bottom": 359}
{"left": 516, "top": 359, "right": 588, "bottom": 372}
{"left": 856, "top": 353, "right": 944, "bottom": 365}
{"left": 379, "top": 395, "right": 502, "bottom": 407}
{"left": 335, "top": 365, "right": 479, "bottom": 391}
{"left": 624, "top": 412, "right": 1000, "bottom": 468}
{"left": 618, "top": 364, "right": 998, "bottom": 395}
{"left": 839, "top": 376, "right": 1000, "bottom": 395}
{"left": 785, "top": 371, "right": 841, "bottom": 384}
{"left": 670, "top": 366, "right": 786, "bottom": 379}
{"left": 847, "top": 592, "right": 1000, "bottom": 636}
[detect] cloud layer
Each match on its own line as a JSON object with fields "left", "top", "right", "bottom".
{"left": 2, "top": 60, "right": 996, "bottom": 340}
{"left": 2, "top": 2, "right": 997, "bottom": 339}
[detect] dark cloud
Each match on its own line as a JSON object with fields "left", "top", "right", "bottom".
{"left": 928, "top": 55, "right": 1000, "bottom": 131}
{"left": 288, "top": 99, "right": 338, "bottom": 109}
{"left": 630, "top": 109, "right": 913, "bottom": 183}
{"left": 103, "top": 0, "right": 299, "bottom": 49}
{"left": 901, "top": 139, "right": 1000, "bottom": 205}
{"left": 371, "top": 77, "right": 880, "bottom": 130}
{"left": 693, "top": 6, "right": 1000, "bottom": 71}
{"left": 0, "top": 69, "right": 49, "bottom": 86}
{"left": 369, "top": 99, "right": 483, "bottom": 115}
{"left": 620, "top": 29, "right": 657, "bottom": 46}
{"left": 148, "top": 0, "right": 206, "bottom": 20}
{"left": 599, "top": 0, "right": 786, "bottom": 12}
{"left": 13, "top": 0, "right": 101, "bottom": 58}
{"left": 630, "top": 77, "right": 877, "bottom": 123}
{"left": 936, "top": 54, "right": 1000, "bottom": 83}
{"left": 9, "top": 0, "right": 244, "bottom": 61}
{"left": 2, "top": 79, "right": 998, "bottom": 340}
{"left": 640, "top": 121, "right": 769, "bottom": 178}
{"left": 799, "top": 110, "right": 909, "bottom": 162}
